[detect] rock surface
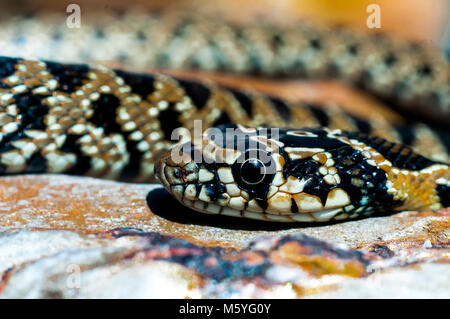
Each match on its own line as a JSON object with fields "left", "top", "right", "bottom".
{"left": 0, "top": 175, "right": 448, "bottom": 298}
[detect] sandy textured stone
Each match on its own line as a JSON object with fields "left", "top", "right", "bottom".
{"left": 0, "top": 175, "right": 448, "bottom": 298}
{"left": 308, "top": 263, "right": 450, "bottom": 299}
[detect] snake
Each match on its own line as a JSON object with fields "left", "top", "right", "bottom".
{"left": 0, "top": 10, "right": 449, "bottom": 222}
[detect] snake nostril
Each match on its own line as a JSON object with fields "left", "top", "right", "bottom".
{"left": 163, "top": 161, "right": 199, "bottom": 185}
{"left": 173, "top": 167, "right": 185, "bottom": 179}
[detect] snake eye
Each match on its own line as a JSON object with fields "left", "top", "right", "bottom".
{"left": 232, "top": 150, "right": 276, "bottom": 191}
{"left": 240, "top": 158, "right": 266, "bottom": 185}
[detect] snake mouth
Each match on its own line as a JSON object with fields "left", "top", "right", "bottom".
{"left": 154, "top": 152, "right": 170, "bottom": 189}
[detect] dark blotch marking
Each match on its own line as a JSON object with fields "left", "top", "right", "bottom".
{"left": 347, "top": 44, "right": 359, "bottom": 55}
{"left": 358, "top": 70, "right": 373, "bottom": 90}
{"left": 212, "top": 112, "right": 232, "bottom": 127}
{"left": 393, "top": 125, "right": 415, "bottom": 147}
{"left": 157, "top": 104, "right": 182, "bottom": 139}
{"left": 340, "top": 131, "right": 437, "bottom": 170}
{"left": 255, "top": 198, "right": 268, "bottom": 211}
{"left": 0, "top": 57, "right": 19, "bottom": 83}
{"left": 15, "top": 93, "right": 48, "bottom": 130}
{"left": 94, "top": 29, "right": 106, "bottom": 39}
{"left": 281, "top": 139, "right": 401, "bottom": 216}
{"left": 291, "top": 198, "right": 299, "bottom": 214}
{"left": 272, "top": 33, "right": 283, "bottom": 48}
{"left": 116, "top": 52, "right": 129, "bottom": 64}
{"left": 25, "top": 153, "right": 48, "bottom": 174}
{"left": 349, "top": 115, "right": 372, "bottom": 135}
{"left": 248, "top": 53, "right": 263, "bottom": 73}
{"left": 436, "top": 184, "right": 449, "bottom": 208}
{"left": 204, "top": 182, "right": 227, "bottom": 202}
{"left": 305, "top": 104, "right": 329, "bottom": 127}
{"left": 327, "top": 63, "right": 341, "bottom": 77}
{"left": 310, "top": 38, "right": 322, "bottom": 50}
{"left": 177, "top": 79, "right": 211, "bottom": 109}
{"left": 0, "top": 93, "right": 49, "bottom": 154}
{"left": 331, "top": 144, "right": 401, "bottom": 213}
{"left": 89, "top": 94, "right": 122, "bottom": 135}
{"left": 173, "top": 19, "right": 191, "bottom": 37}
{"left": 418, "top": 64, "right": 433, "bottom": 77}
{"left": 429, "top": 91, "right": 442, "bottom": 107}
{"left": 284, "top": 157, "right": 322, "bottom": 179}
{"left": 283, "top": 155, "right": 331, "bottom": 205}
{"left": 45, "top": 61, "right": 89, "bottom": 92}
{"left": 290, "top": 60, "right": 307, "bottom": 76}
{"left": 228, "top": 88, "right": 253, "bottom": 117}
{"left": 119, "top": 139, "right": 142, "bottom": 181}
{"left": 114, "top": 70, "right": 155, "bottom": 99}
{"left": 279, "top": 134, "right": 347, "bottom": 150}
{"left": 60, "top": 134, "right": 91, "bottom": 175}
{"left": 136, "top": 30, "right": 147, "bottom": 41}
{"left": 108, "top": 72, "right": 157, "bottom": 181}
{"left": 51, "top": 31, "right": 63, "bottom": 42}
{"left": 429, "top": 126, "right": 450, "bottom": 153}
{"left": 268, "top": 97, "right": 291, "bottom": 122}
{"left": 0, "top": 135, "right": 22, "bottom": 153}
{"left": 383, "top": 53, "right": 397, "bottom": 67}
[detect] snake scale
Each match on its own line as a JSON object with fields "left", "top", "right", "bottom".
{"left": 0, "top": 11, "right": 449, "bottom": 222}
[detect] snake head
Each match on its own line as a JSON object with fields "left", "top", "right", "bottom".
{"left": 155, "top": 125, "right": 400, "bottom": 222}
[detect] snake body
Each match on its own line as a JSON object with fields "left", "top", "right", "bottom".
{"left": 0, "top": 12, "right": 449, "bottom": 222}
{"left": 1, "top": 11, "right": 449, "bottom": 124}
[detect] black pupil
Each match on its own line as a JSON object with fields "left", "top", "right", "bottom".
{"left": 240, "top": 159, "right": 265, "bottom": 184}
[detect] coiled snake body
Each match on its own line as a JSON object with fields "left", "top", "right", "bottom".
{"left": 0, "top": 12, "right": 449, "bottom": 222}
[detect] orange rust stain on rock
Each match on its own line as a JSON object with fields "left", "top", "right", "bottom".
{"left": 0, "top": 180, "right": 41, "bottom": 201}
{"left": 0, "top": 177, "right": 153, "bottom": 233}
{"left": 271, "top": 241, "right": 367, "bottom": 278}
{"left": 0, "top": 267, "right": 14, "bottom": 294}
{"left": 420, "top": 219, "right": 450, "bottom": 244}
{"left": 0, "top": 176, "right": 249, "bottom": 248}
{"left": 417, "top": 209, "right": 450, "bottom": 218}
{"left": 290, "top": 282, "right": 342, "bottom": 298}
